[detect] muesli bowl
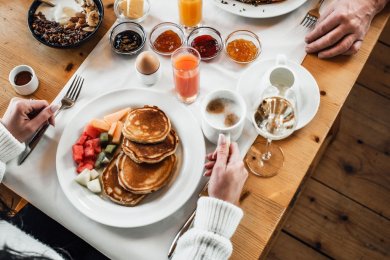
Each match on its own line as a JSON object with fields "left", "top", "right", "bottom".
{"left": 28, "top": 0, "right": 104, "bottom": 48}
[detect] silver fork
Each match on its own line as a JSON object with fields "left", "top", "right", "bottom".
{"left": 300, "top": 0, "right": 325, "bottom": 28}
{"left": 17, "top": 75, "right": 84, "bottom": 165}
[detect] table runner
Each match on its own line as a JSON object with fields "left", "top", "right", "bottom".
{"left": 5, "top": 0, "right": 331, "bottom": 259}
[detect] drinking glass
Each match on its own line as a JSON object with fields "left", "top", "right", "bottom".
{"left": 171, "top": 47, "right": 201, "bottom": 104}
{"left": 245, "top": 84, "right": 298, "bottom": 177}
{"left": 178, "top": 0, "right": 202, "bottom": 30}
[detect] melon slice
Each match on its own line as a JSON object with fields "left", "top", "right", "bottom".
{"left": 108, "top": 122, "right": 117, "bottom": 137}
{"left": 104, "top": 108, "right": 130, "bottom": 125}
{"left": 90, "top": 119, "right": 111, "bottom": 132}
{"left": 112, "top": 121, "right": 123, "bottom": 144}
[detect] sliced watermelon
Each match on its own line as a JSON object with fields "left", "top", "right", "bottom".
{"left": 84, "top": 146, "right": 95, "bottom": 159}
{"left": 91, "top": 138, "right": 101, "bottom": 153}
{"left": 77, "top": 162, "right": 94, "bottom": 173}
{"left": 76, "top": 134, "right": 89, "bottom": 145}
{"left": 72, "top": 145, "right": 84, "bottom": 164}
{"left": 84, "top": 125, "right": 101, "bottom": 139}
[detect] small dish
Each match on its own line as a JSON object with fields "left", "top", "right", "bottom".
{"left": 114, "top": 0, "right": 150, "bottom": 23}
{"left": 110, "top": 22, "right": 146, "bottom": 55}
{"left": 149, "top": 22, "right": 185, "bottom": 56}
{"left": 225, "top": 30, "right": 261, "bottom": 64}
{"left": 186, "top": 26, "right": 223, "bottom": 61}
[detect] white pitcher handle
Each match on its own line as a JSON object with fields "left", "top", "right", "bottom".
{"left": 276, "top": 54, "right": 287, "bottom": 66}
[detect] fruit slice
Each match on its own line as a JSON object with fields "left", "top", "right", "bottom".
{"left": 99, "top": 132, "right": 109, "bottom": 147}
{"left": 94, "top": 152, "right": 106, "bottom": 169}
{"left": 84, "top": 146, "right": 95, "bottom": 159}
{"left": 84, "top": 125, "right": 101, "bottom": 139}
{"left": 76, "top": 134, "right": 88, "bottom": 145}
{"left": 112, "top": 121, "right": 123, "bottom": 144}
{"left": 108, "top": 122, "right": 117, "bottom": 137}
{"left": 103, "top": 107, "right": 130, "bottom": 125}
{"left": 87, "top": 179, "right": 102, "bottom": 193}
{"left": 77, "top": 162, "right": 94, "bottom": 173}
{"left": 75, "top": 169, "right": 91, "bottom": 186}
{"left": 90, "top": 119, "right": 111, "bottom": 132}
{"left": 90, "top": 169, "right": 100, "bottom": 179}
{"left": 72, "top": 145, "right": 84, "bottom": 164}
{"left": 104, "top": 144, "right": 117, "bottom": 155}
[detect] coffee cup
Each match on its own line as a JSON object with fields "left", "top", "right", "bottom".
{"left": 201, "top": 89, "right": 246, "bottom": 144}
{"left": 8, "top": 65, "right": 39, "bottom": 96}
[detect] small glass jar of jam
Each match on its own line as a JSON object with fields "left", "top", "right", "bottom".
{"left": 186, "top": 26, "right": 223, "bottom": 61}
{"left": 149, "top": 22, "right": 185, "bottom": 56}
{"left": 225, "top": 30, "right": 261, "bottom": 64}
{"left": 110, "top": 22, "right": 146, "bottom": 55}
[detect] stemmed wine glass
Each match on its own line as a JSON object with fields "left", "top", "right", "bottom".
{"left": 245, "top": 70, "right": 298, "bottom": 178}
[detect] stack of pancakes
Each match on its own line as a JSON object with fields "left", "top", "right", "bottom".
{"left": 101, "top": 106, "right": 179, "bottom": 206}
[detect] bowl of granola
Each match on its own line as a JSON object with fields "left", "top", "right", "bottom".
{"left": 28, "top": 0, "right": 104, "bottom": 48}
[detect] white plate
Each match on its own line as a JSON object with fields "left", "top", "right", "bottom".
{"left": 237, "top": 59, "right": 320, "bottom": 130}
{"left": 213, "top": 0, "right": 307, "bottom": 18}
{"left": 56, "top": 88, "right": 205, "bottom": 228}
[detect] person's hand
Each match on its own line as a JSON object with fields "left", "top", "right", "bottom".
{"left": 305, "top": 0, "right": 387, "bottom": 59}
{"left": 0, "top": 98, "right": 58, "bottom": 143}
{"left": 204, "top": 134, "right": 248, "bottom": 205}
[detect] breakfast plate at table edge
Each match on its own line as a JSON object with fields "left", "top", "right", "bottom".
{"left": 237, "top": 58, "right": 320, "bottom": 130}
{"left": 212, "top": 0, "right": 308, "bottom": 18}
{"left": 56, "top": 88, "right": 205, "bottom": 228}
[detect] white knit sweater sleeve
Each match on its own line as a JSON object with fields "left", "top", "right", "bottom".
{"left": 0, "top": 123, "right": 25, "bottom": 183}
{"left": 173, "top": 197, "right": 244, "bottom": 260}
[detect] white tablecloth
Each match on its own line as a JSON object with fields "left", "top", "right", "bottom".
{"left": 5, "top": 0, "right": 330, "bottom": 259}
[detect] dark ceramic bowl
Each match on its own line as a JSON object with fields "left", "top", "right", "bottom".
{"left": 28, "top": 0, "right": 104, "bottom": 48}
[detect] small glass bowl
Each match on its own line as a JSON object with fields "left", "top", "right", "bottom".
{"left": 186, "top": 27, "right": 223, "bottom": 61}
{"left": 114, "top": 0, "right": 150, "bottom": 23}
{"left": 225, "top": 30, "right": 261, "bottom": 64}
{"left": 149, "top": 22, "right": 185, "bottom": 56}
{"left": 110, "top": 22, "right": 146, "bottom": 55}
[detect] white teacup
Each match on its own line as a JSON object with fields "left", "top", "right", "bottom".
{"left": 201, "top": 89, "right": 247, "bottom": 144}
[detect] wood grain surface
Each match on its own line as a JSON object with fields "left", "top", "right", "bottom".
{"left": 0, "top": 1, "right": 388, "bottom": 259}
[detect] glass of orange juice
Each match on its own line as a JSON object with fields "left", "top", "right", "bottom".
{"left": 171, "top": 47, "right": 201, "bottom": 104}
{"left": 178, "top": 0, "right": 202, "bottom": 30}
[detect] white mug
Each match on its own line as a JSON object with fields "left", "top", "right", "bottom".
{"left": 201, "top": 89, "right": 247, "bottom": 144}
{"left": 8, "top": 65, "right": 39, "bottom": 96}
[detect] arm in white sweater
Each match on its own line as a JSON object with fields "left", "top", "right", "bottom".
{"left": 173, "top": 197, "right": 244, "bottom": 260}
{"left": 0, "top": 122, "right": 25, "bottom": 183}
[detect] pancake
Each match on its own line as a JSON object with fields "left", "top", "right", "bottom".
{"left": 122, "top": 129, "right": 179, "bottom": 164}
{"left": 100, "top": 154, "right": 145, "bottom": 206}
{"left": 118, "top": 153, "right": 176, "bottom": 194}
{"left": 122, "top": 106, "right": 171, "bottom": 144}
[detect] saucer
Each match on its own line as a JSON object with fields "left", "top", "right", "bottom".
{"left": 236, "top": 58, "right": 320, "bottom": 130}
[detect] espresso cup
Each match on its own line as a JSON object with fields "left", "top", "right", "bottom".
{"left": 8, "top": 65, "right": 39, "bottom": 96}
{"left": 201, "top": 89, "right": 247, "bottom": 144}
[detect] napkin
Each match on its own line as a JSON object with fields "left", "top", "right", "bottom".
{"left": 5, "top": 0, "right": 332, "bottom": 259}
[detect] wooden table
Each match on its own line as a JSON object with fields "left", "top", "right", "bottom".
{"left": 0, "top": 1, "right": 388, "bottom": 259}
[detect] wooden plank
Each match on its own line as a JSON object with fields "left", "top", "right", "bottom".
{"left": 313, "top": 84, "right": 390, "bottom": 218}
{"left": 283, "top": 179, "right": 390, "bottom": 259}
{"left": 357, "top": 42, "right": 390, "bottom": 98}
{"left": 267, "top": 232, "right": 330, "bottom": 260}
{"left": 0, "top": 184, "right": 28, "bottom": 216}
{"left": 379, "top": 19, "right": 390, "bottom": 45}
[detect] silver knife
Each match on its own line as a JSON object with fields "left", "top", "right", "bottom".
{"left": 18, "top": 122, "right": 50, "bottom": 165}
{"left": 167, "top": 182, "right": 209, "bottom": 259}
